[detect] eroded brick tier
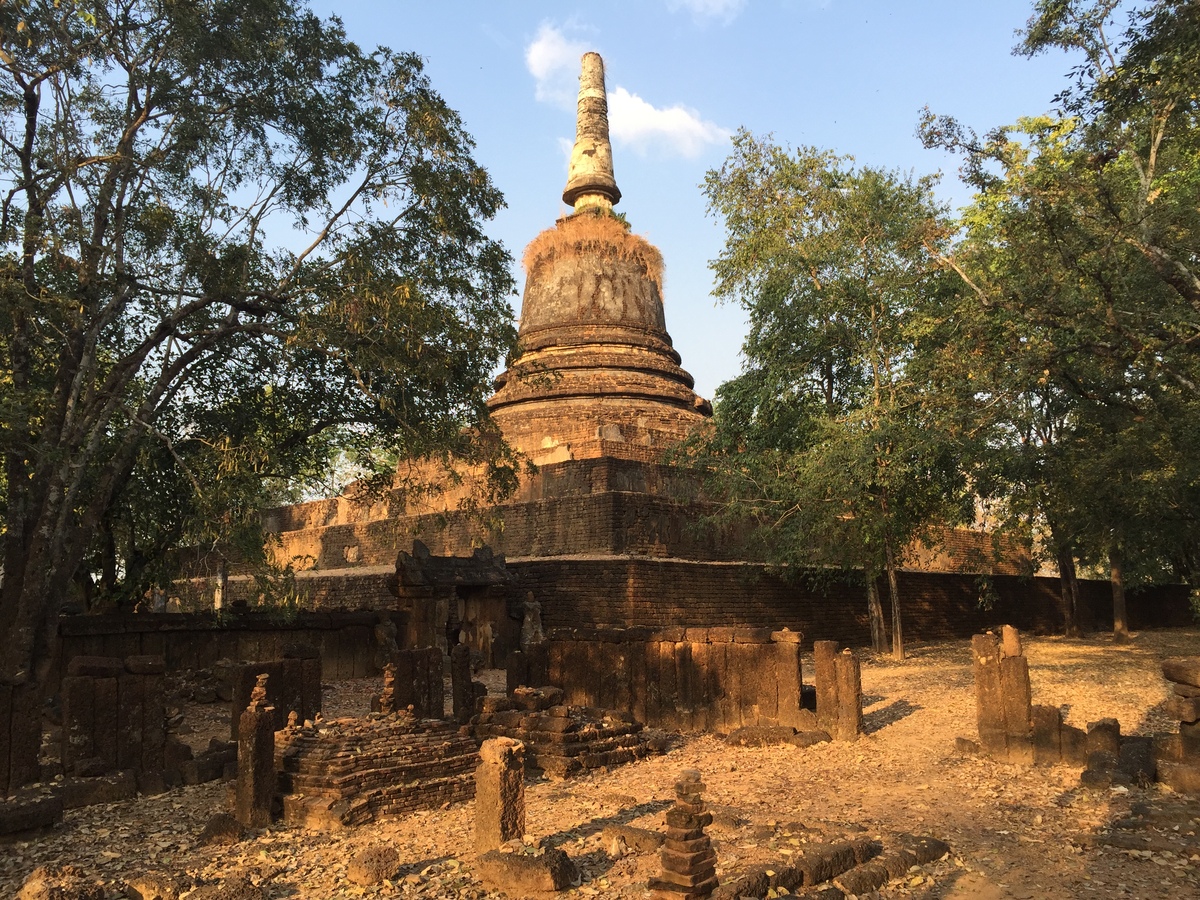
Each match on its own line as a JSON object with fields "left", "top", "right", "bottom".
{"left": 488, "top": 212, "right": 711, "bottom": 465}
{"left": 275, "top": 713, "right": 478, "bottom": 829}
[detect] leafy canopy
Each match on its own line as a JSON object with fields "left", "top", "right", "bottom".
{"left": 0, "top": 0, "right": 517, "bottom": 680}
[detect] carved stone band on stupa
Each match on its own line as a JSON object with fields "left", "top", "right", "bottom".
{"left": 562, "top": 51, "right": 621, "bottom": 212}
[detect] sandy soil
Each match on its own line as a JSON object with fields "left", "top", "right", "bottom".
{"left": 3, "top": 628, "right": 1199, "bottom": 899}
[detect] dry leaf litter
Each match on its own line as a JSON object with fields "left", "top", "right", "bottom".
{"left": 2, "top": 628, "right": 1198, "bottom": 900}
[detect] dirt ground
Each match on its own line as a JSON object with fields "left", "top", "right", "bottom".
{"left": 3, "top": 628, "right": 1199, "bottom": 899}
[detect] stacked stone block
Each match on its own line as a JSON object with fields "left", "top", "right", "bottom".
{"left": 0, "top": 680, "right": 41, "bottom": 797}
{"left": 60, "top": 655, "right": 167, "bottom": 789}
{"left": 275, "top": 713, "right": 477, "bottom": 829}
{"left": 813, "top": 642, "right": 863, "bottom": 741}
{"left": 472, "top": 686, "right": 666, "bottom": 778}
{"left": 546, "top": 626, "right": 805, "bottom": 733}
{"left": 1157, "top": 657, "right": 1200, "bottom": 793}
{"left": 229, "top": 644, "right": 321, "bottom": 739}
{"left": 649, "top": 769, "right": 717, "bottom": 898}
{"left": 964, "top": 627, "right": 1090, "bottom": 767}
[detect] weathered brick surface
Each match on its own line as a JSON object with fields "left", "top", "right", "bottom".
{"left": 472, "top": 687, "right": 663, "bottom": 776}
{"left": 56, "top": 657, "right": 167, "bottom": 786}
{"left": 542, "top": 630, "right": 806, "bottom": 733}
{"left": 275, "top": 713, "right": 478, "bottom": 828}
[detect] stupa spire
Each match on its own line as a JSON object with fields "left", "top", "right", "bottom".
{"left": 562, "top": 52, "right": 621, "bottom": 212}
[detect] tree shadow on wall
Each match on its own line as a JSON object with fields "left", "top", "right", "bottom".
{"left": 863, "top": 698, "right": 922, "bottom": 735}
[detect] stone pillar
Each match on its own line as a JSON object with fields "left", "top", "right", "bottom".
{"left": 61, "top": 675, "right": 95, "bottom": 774}
{"left": 235, "top": 674, "right": 275, "bottom": 829}
{"left": 813, "top": 640, "right": 839, "bottom": 734}
{"left": 475, "top": 738, "right": 525, "bottom": 853}
{"left": 451, "top": 644, "right": 473, "bottom": 723}
{"left": 971, "top": 633, "right": 1007, "bottom": 756}
{"left": 999, "top": 654, "right": 1034, "bottom": 765}
{"left": 562, "top": 52, "right": 621, "bottom": 213}
{"left": 649, "top": 768, "right": 717, "bottom": 898}
{"left": 425, "top": 646, "right": 446, "bottom": 719}
{"left": 833, "top": 650, "right": 863, "bottom": 742}
{"left": 0, "top": 681, "right": 37, "bottom": 797}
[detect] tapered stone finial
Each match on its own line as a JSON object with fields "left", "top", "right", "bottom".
{"left": 562, "top": 52, "right": 621, "bottom": 212}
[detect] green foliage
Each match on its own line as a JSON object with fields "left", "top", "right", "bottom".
{"left": 920, "top": 0, "right": 1200, "bottom": 632}
{"left": 695, "top": 132, "right": 969, "bottom": 657}
{"left": 0, "top": 0, "right": 518, "bottom": 682}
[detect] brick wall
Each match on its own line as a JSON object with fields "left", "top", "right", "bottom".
{"left": 57, "top": 611, "right": 396, "bottom": 683}
{"left": 543, "top": 626, "right": 807, "bottom": 733}
{"left": 506, "top": 558, "right": 1193, "bottom": 644}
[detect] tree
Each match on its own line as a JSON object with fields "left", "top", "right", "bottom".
{"left": 697, "top": 131, "right": 968, "bottom": 659}
{"left": 0, "top": 0, "right": 518, "bottom": 688}
{"left": 921, "top": 0, "right": 1200, "bottom": 638}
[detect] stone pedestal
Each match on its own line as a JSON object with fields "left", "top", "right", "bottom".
{"left": 475, "top": 738, "right": 525, "bottom": 853}
{"left": 235, "top": 676, "right": 275, "bottom": 829}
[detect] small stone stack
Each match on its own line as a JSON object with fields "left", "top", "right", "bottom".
{"left": 650, "top": 769, "right": 718, "bottom": 898}
{"left": 472, "top": 686, "right": 666, "bottom": 777}
{"left": 376, "top": 663, "right": 398, "bottom": 715}
{"left": 1157, "top": 657, "right": 1200, "bottom": 793}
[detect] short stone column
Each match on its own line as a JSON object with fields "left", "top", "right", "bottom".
{"left": 833, "top": 650, "right": 863, "bottom": 742}
{"left": 650, "top": 768, "right": 717, "bottom": 898}
{"left": 475, "top": 738, "right": 525, "bottom": 853}
{"left": 235, "top": 674, "right": 275, "bottom": 828}
{"left": 812, "top": 641, "right": 839, "bottom": 734}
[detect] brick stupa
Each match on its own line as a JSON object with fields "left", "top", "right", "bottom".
{"left": 487, "top": 51, "right": 711, "bottom": 465}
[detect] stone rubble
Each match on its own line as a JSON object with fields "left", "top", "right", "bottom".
{"left": 471, "top": 686, "right": 667, "bottom": 778}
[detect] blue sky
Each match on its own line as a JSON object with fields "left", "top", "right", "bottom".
{"left": 309, "top": 1, "right": 1081, "bottom": 400}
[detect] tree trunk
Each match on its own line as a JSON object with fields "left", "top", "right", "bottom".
{"left": 1110, "top": 544, "right": 1130, "bottom": 644}
{"left": 866, "top": 577, "right": 887, "bottom": 653}
{"left": 884, "top": 541, "right": 904, "bottom": 661}
{"left": 887, "top": 565, "right": 904, "bottom": 661}
{"left": 1055, "top": 546, "right": 1084, "bottom": 638}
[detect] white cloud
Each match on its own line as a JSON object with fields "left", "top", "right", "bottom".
{"left": 608, "top": 87, "right": 731, "bottom": 158}
{"left": 525, "top": 23, "right": 588, "bottom": 109}
{"left": 524, "top": 22, "right": 730, "bottom": 159}
{"left": 666, "top": 0, "right": 747, "bottom": 25}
